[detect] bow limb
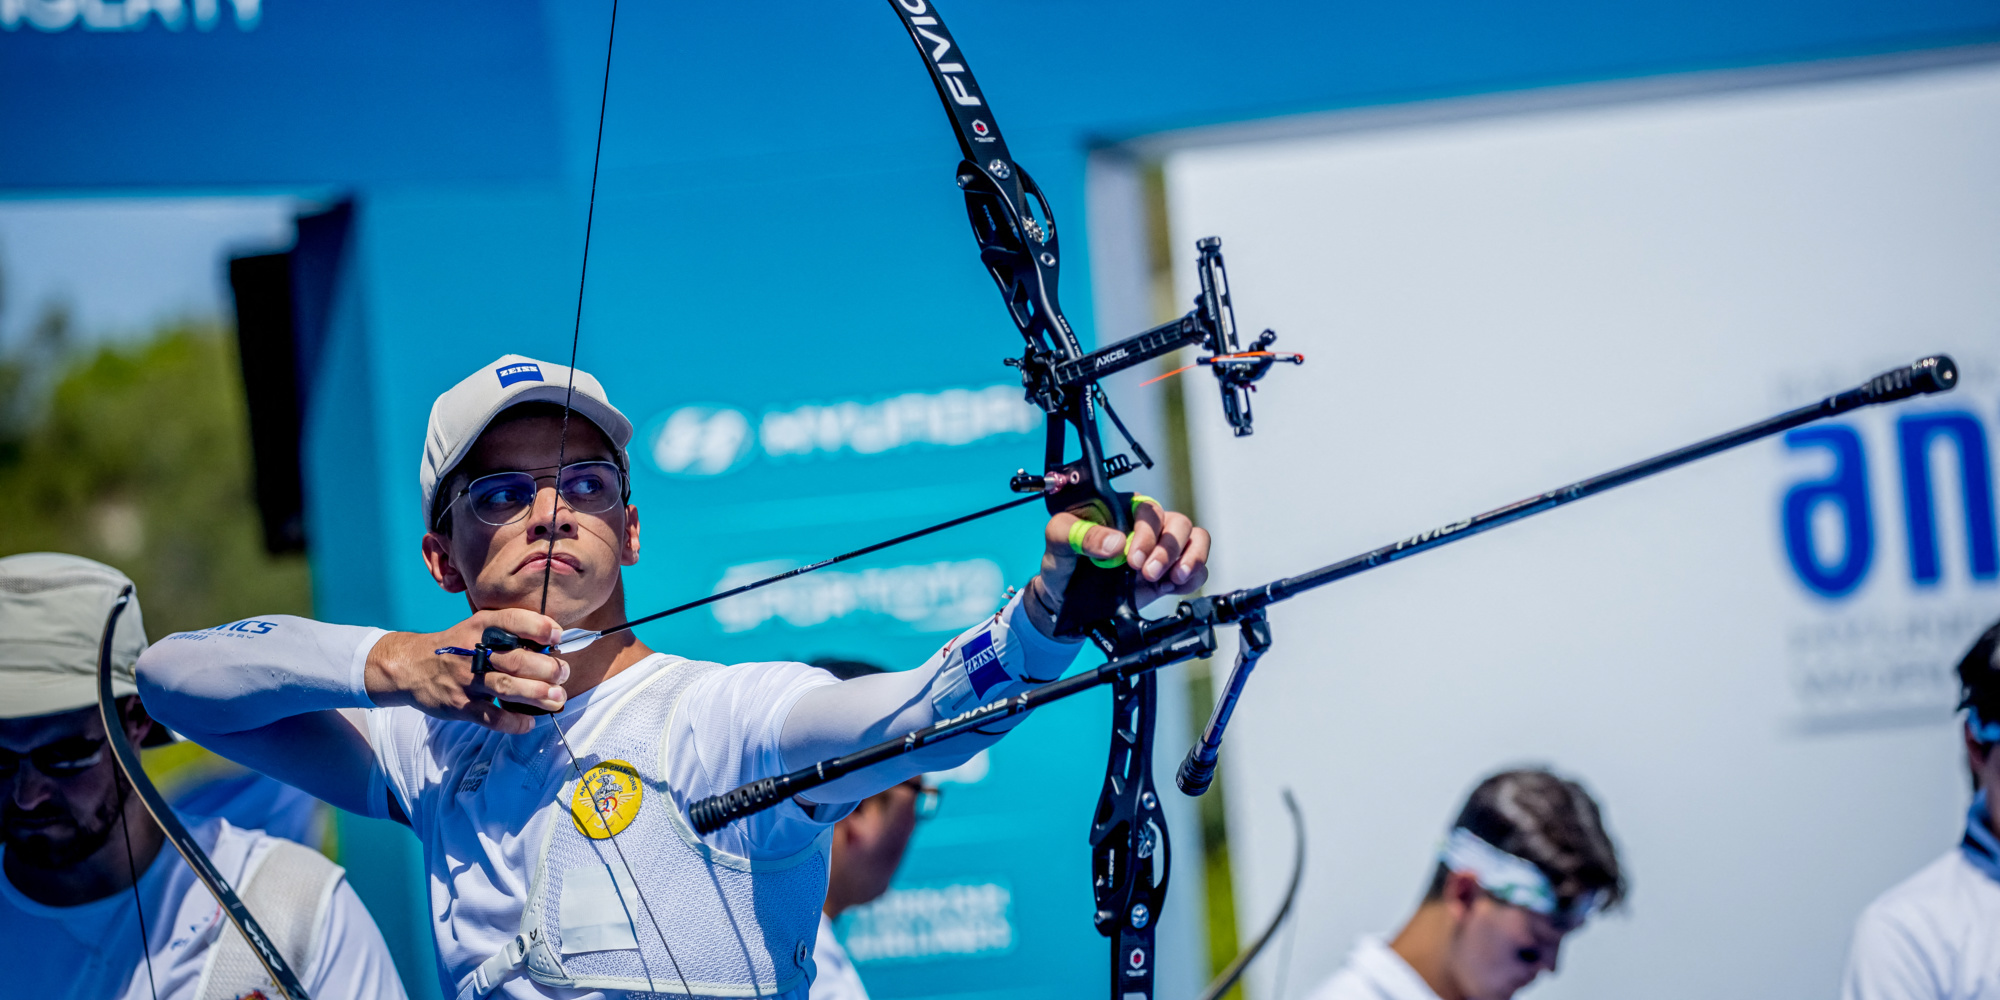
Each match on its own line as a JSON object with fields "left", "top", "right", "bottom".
{"left": 1197, "top": 790, "right": 1307, "bottom": 1000}
{"left": 885, "top": 6, "right": 1170, "bottom": 1000}
{"left": 95, "top": 585, "right": 314, "bottom": 1000}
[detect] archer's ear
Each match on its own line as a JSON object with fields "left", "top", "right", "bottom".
{"left": 117, "top": 696, "right": 156, "bottom": 751}
{"left": 619, "top": 504, "right": 641, "bottom": 568}
{"left": 422, "top": 532, "right": 468, "bottom": 593}
{"left": 1442, "top": 869, "right": 1482, "bottom": 920}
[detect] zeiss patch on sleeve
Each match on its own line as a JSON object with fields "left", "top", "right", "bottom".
{"left": 931, "top": 620, "right": 1024, "bottom": 716}
{"left": 958, "top": 629, "right": 1011, "bottom": 698}
{"left": 496, "top": 362, "right": 544, "bottom": 387}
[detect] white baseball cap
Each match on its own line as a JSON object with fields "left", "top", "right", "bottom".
{"left": 0, "top": 553, "right": 148, "bottom": 720}
{"left": 421, "top": 354, "right": 634, "bottom": 529}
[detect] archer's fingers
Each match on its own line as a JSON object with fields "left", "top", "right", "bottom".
{"left": 456, "top": 698, "right": 535, "bottom": 735}
{"left": 481, "top": 607, "right": 563, "bottom": 649}
{"left": 477, "top": 664, "right": 567, "bottom": 713}
{"left": 1123, "top": 502, "right": 1161, "bottom": 573}
{"left": 1133, "top": 508, "right": 1194, "bottom": 583}
{"left": 1172, "top": 526, "right": 1211, "bottom": 587}
{"left": 483, "top": 645, "right": 569, "bottom": 687}
{"left": 1045, "top": 511, "right": 1125, "bottom": 564}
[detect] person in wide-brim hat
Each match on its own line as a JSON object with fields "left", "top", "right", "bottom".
{"left": 0, "top": 552, "right": 407, "bottom": 999}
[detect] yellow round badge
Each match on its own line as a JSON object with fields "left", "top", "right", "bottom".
{"left": 570, "top": 759, "right": 644, "bottom": 839}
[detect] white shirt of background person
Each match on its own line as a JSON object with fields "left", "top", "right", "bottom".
{"left": 1840, "top": 624, "right": 2000, "bottom": 1000}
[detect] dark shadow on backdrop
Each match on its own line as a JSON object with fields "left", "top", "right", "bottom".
{"left": 228, "top": 200, "right": 352, "bottom": 556}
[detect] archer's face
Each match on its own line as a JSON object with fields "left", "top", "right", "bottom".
{"left": 1448, "top": 893, "right": 1570, "bottom": 1000}
{"left": 831, "top": 779, "right": 922, "bottom": 906}
{"left": 424, "top": 414, "right": 640, "bottom": 627}
{"left": 0, "top": 706, "right": 124, "bottom": 871}
{"left": 1969, "top": 727, "right": 2000, "bottom": 832}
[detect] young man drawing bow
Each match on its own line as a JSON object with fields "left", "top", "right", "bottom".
{"left": 137, "top": 354, "right": 1212, "bottom": 999}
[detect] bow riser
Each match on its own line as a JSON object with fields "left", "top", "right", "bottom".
{"left": 1092, "top": 670, "right": 1171, "bottom": 1000}
{"left": 959, "top": 165, "right": 1078, "bottom": 402}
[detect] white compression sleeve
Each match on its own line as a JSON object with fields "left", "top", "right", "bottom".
{"left": 779, "top": 590, "right": 1082, "bottom": 803}
{"left": 135, "top": 615, "right": 384, "bottom": 739}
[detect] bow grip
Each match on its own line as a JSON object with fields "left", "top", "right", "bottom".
{"left": 688, "top": 777, "right": 791, "bottom": 835}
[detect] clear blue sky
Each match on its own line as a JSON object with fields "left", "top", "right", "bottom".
{"left": 0, "top": 196, "right": 298, "bottom": 347}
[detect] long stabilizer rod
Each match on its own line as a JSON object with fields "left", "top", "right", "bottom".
{"left": 1237, "top": 354, "right": 1955, "bottom": 612}
{"left": 1171, "top": 353, "right": 1958, "bottom": 789}
{"left": 690, "top": 355, "right": 1956, "bottom": 833}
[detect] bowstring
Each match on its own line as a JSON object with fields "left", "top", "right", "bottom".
{"left": 537, "top": 1, "right": 690, "bottom": 994}
{"left": 115, "top": 770, "right": 160, "bottom": 1000}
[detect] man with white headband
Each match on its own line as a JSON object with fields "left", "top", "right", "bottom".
{"left": 0, "top": 553, "right": 403, "bottom": 999}
{"left": 1838, "top": 621, "right": 2000, "bottom": 1000}
{"left": 135, "top": 355, "right": 1213, "bottom": 1000}
{"left": 1305, "top": 768, "right": 1625, "bottom": 1000}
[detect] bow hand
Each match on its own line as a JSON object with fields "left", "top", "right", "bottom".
{"left": 1027, "top": 499, "right": 1211, "bottom": 639}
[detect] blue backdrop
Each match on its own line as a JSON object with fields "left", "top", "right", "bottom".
{"left": 7, "top": 2, "right": 2000, "bottom": 999}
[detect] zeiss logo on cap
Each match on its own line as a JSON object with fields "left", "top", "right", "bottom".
{"left": 496, "top": 363, "right": 544, "bottom": 388}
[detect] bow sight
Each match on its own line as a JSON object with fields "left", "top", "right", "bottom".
{"left": 1007, "top": 235, "right": 1302, "bottom": 439}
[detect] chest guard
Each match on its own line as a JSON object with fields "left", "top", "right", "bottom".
{"left": 469, "top": 657, "right": 830, "bottom": 998}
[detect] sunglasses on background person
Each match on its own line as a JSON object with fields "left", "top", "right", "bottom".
{"left": 0, "top": 736, "right": 107, "bottom": 781}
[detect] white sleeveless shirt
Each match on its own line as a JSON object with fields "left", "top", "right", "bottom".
{"left": 370, "top": 653, "right": 844, "bottom": 1000}
{"left": 481, "top": 656, "right": 829, "bottom": 997}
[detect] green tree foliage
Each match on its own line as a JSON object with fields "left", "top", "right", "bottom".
{"left": 0, "top": 317, "right": 310, "bottom": 639}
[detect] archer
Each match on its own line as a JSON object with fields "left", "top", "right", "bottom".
{"left": 135, "top": 353, "right": 1212, "bottom": 999}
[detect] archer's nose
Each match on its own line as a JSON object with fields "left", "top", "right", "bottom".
{"left": 8, "top": 768, "right": 55, "bottom": 812}
{"left": 525, "top": 485, "right": 579, "bottom": 541}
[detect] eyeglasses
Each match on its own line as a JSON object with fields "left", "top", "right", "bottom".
{"left": 915, "top": 782, "right": 942, "bottom": 821}
{"left": 437, "top": 461, "right": 628, "bottom": 531}
{"left": 0, "top": 737, "right": 107, "bottom": 781}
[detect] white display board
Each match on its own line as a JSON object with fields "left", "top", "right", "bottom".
{"left": 1163, "top": 57, "right": 2000, "bottom": 1000}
